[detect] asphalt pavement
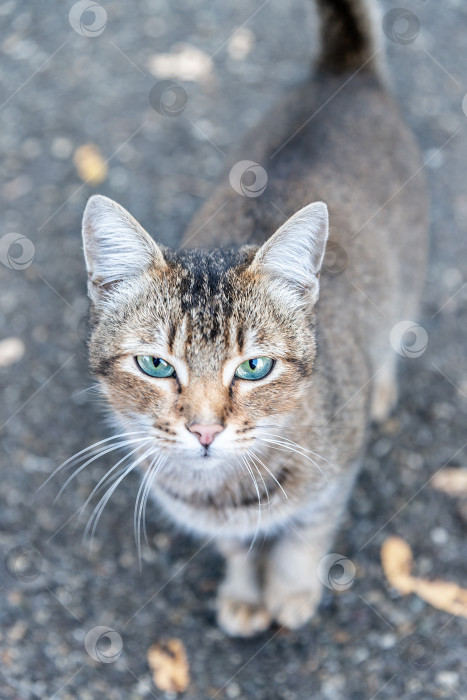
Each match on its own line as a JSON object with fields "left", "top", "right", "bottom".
{"left": 1, "top": 0, "right": 467, "bottom": 698}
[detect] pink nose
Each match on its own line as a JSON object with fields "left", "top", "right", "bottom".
{"left": 187, "top": 423, "right": 224, "bottom": 446}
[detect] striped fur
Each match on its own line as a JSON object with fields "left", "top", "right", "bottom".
{"left": 81, "top": 0, "right": 428, "bottom": 635}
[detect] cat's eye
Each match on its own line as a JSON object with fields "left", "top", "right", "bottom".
{"left": 234, "top": 357, "right": 273, "bottom": 381}
{"left": 136, "top": 355, "right": 175, "bottom": 378}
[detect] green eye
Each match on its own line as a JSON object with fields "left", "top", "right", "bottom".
{"left": 136, "top": 355, "right": 175, "bottom": 378}
{"left": 234, "top": 357, "right": 273, "bottom": 381}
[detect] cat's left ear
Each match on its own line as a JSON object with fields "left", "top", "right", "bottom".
{"left": 82, "top": 195, "right": 166, "bottom": 305}
{"left": 251, "top": 201, "right": 329, "bottom": 307}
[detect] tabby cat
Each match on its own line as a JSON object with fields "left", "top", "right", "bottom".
{"left": 80, "top": 0, "right": 427, "bottom": 635}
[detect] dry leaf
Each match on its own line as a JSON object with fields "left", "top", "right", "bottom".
{"left": 380, "top": 536, "right": 413, "bottom": 593}
{"left": 0, "top": 337, "right": 25, "bottom": 367}
{"left": 147, "top": 638, "right": 190, "bottom": 693}
{"left": 410, "top": 578, "right": 467, "bottom": 618}
{"left": 431, "top": 468, "right": 467, "bottom": 496}
{"left": 73, "top": 144, "right": 108, "bottom": 185}
{"left": 381, "top": 536, "right": 467, "bottom": 619}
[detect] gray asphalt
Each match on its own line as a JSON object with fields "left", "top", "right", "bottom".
{"left": 1, "top": 0, "right": 467, "bottom": 698}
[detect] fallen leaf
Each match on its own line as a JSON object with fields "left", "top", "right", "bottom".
{"left": 381, "top": 536, "right": 467, "bottom": 619}
{"left": 73, "top": 144, "right": 108, "bottom": 185}
{"left": 380, "top": 536, "right": 413, "bottom": 594}
{"left": 147, "top": 638, "right": 190, "bottom": 693}
{"left": 0, "top": 337, "right": 25, "bottom": 367}
{"left": 431, "top": 468, "right": 467, "bottom": 496}
{"left": 409, "top": 577, "right": 467, "bottom": 618}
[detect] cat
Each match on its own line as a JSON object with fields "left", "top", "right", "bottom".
{"left": 80, "top": 0, "right": 428, "bottom": 636}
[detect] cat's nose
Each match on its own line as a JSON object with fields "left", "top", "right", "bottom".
{"left": 187, "top": 422, "right": 224, "bottom": 446}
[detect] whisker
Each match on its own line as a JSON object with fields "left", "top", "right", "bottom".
{"left": 54, "top": 437, "right": 154, "bottom": 502}
{"left": 239, "top": 454, "right": 262, "bottom": 554}
{"left": 246, "top": 450, "right": 273, "bottom": 552}
{"left": 79, "top": 444, "right": 149, "bottom": 516}
{"left": 140, "top": 455, "right": 166, "bottom": 548}
{"left": 241, "top": 455, "right": 261, "bottom": 509}
{"left": 134, "top": 456, "right": 156, "bottom": 567}
{"left": 248, "top": 448, "right": 288, "bottom": 500}
{"left": 91, "top": 463, "right": 135, "bottom": 498}
{"left": 84, "top": 447, "right": 155, "bottom": 547}
{"left": 255, "top": 438, "right": 329, "bottom": 482}
{"left": 245, "top": 449, "right": 271, "bottom": 507}
{"left": 134, "top": 453, "right": 164, "bottom": 568}
{"left": 71, "top": 383, "right": 101, "bottom": 398}
{"left": 135, "top": 453, "right": 166, "bottom": 554}
{"left": 39, "top": 430, "right": 150, "bottom": 491}
{"left": 141, "top": 454, "right": 167, "bottom": 560}
{"left": 258, "top": 431, "right": 338, "bottom": 469}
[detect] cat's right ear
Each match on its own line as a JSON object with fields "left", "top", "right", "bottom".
{"left": 82, "top": 195, "right": 166, "bottom": 305}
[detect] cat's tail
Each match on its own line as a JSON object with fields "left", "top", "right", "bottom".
{"left": 315, "top": 0, "right": 384, "bottom": 76}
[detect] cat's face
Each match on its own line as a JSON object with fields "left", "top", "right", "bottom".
{"left": 82, "top": 196, "right": 328, "bottom": 474}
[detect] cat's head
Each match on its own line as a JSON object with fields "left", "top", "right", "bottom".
{"left": 82, "top": 195, "right": 328, "bottom": 473}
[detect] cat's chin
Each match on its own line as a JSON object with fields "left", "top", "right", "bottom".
{"left": 189, "top": 453, "right": 228, "bottom": 472}
{"left": 167, "top": 449, "right": 234, "bottom": 473}
{"left": 193, "top": 458, "right": 221, "bottom": 472}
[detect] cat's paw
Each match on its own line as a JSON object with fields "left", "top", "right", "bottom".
{"left": 265, "top": 588, "right": 321, "bottom": 630}
{"left": 217, "top": 596, "right": 272, "bottom": 637}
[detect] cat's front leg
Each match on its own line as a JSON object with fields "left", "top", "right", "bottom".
{"left": 264, "top": 519, "right": 339, "bottom": 630}
{"left": 216, "top": 539, "right": 271, "bottom": 637}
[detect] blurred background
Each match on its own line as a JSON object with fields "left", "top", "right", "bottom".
{"left": 1, "top": 0, "right": 467, "bottom": 698}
